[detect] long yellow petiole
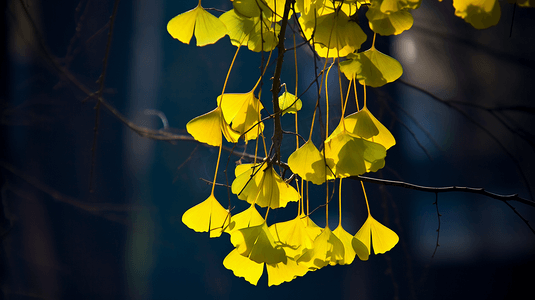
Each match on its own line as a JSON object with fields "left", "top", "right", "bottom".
{"left": 210, "top": 144, "right": 223, "bottom": 196}
{"left": 360, "top": 181, "right": 371, "bottom": 216}
{"left": 338, "top": 178, "right": 343, "bottom": 227}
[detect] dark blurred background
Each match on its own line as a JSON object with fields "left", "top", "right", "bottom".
{"left": 2, "top": 0, "right": 535, "bottom": 299}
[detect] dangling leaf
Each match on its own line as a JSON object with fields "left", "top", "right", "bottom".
{"left": 223, "top": 248, "right": 264, "bottom": 285}
{"left": 453, "top": 0, "right": 501, "bottom": 29}
{"left": 232, "top": 163, "right": 267, "bottom": 201}
{"left": 266, "top": 257, "right": 309, "bottom": 286}
{"left": 278, "top": 92, "right": 302, "bottom": 115}
{"left": 186, "top": 106, "right": 240, "bottom": 146}
{"left": 354, "top": 214, "right": 399, "bottom": 255}
{"left": 343, "top": 107, "right": 396, "bottom": 150}
{"left": 299, "top": 10, "right": 367, "bottom": 58}
{"left": 366, "top": 3, "right": 414, "bottom": 36}
{"left": 340, "top": 48, "right": 403, "bottom": 88}
{"left": 380, "top": 0, "right": 422, "bottom": 13}
{"left": 182, "top": 194, "right": 230, "bottom": 238}
{"left": 232, "top": 164, "right": 300, "bottom": 209}
{"left": 269, "top": 214, "right": 320, "bottom": 259}
{"left": 225, "top": 203, "right": 265, "bottom": 235}
{"left": 332, "top": 225, "right": 358, "bottom": 265}
{"left": 233, "top": 0, "right": 271, "bottom": 18}
{"left": 230, "top": 222, "right": 287, "bottom": 265}
{"left": 186, "top": 107, "right": 223, "bottom": 146}
{"left": 297, "top": 227, "right": 345, "bottom": 269}
{"left": 167, "top": 4, "right": 227, "bottom": 46}
{"left": 325, "top": 127, "right": 387, "bottom": 178}
{"left": 287, "top": 140, "right": 328, "bottom": 185}
{"left": 220, "top": 9, "right": 280, "bottom": 52}
{"left": 217, "top": 90, "right": 264, "bottom": 141}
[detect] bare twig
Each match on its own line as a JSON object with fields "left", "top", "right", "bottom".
{"left": 89, "top": 0, "right": 121, "bottom": 192}
{"left": 398, "top": 79, "right": 534, "bottom": 201}
{"left": 432, "top": 192, "right": 441, "bottom": 258}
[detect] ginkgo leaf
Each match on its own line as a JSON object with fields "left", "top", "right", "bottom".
{"left": 339, "top": 48, "right": 403, "bottom": 88}
{"left": 297, "top": 227, "right": 345, "bottom": 269}
{"left": 453, "top": 0, "right": 501, "bottom": 29}
{"left": 354, "top": 214, "right": 399, "bottom": 255}
{"left": 232, "top": 164, "right": 300, "bottom": 209}
{"left": 217, "top": 90, "right": 264, "bottom": 141}
{"left": 236, "top": 0, "right": 294, "bottom": 22}
{"left": 380, "top": 0, "right": 422, "bottom": 13}
{"left": 352, "top": 234, "right": 369, "bottom": 261}
{"left": 167, "top": 4, "right": 227, "bottom": 46}
{"left": 182, "top": 194, "right": 230, "bottom": 238}
{"left": 225, "top": 203, "right": 265, "bottom": 235}
{"left": 186, "top": 107, "right": 223, "bottom": 146}
{"left": 266, "top": 0, "right": 295, "bottom": 21}
{"left": 343, "top": 108, "right": 397, "bottom": 150}
{"left": 220, "top": 9, "right": 280, "bottom": 52}
{"left": 299, "top": 10, "right": 367, "bottom": 58}
{"left": 232, "top": 163, "right": 267, "bottom": 201}
{"left": 255, "top": 167, "right": 301, "bottom": 209}
{"left": 366, "top": 3, "right": 414, "bottom": 36}
{"left": 332, "top": 225, "right": 357, "bottom": 265}
{"left": 325, "top": 128, "right": 387, "bottom": 178}
{"left": 266, "top": 257, "right": 309, "bottom": 286}
{"left": 223, "top": 248, "right": 264, "bottom": 285}
{"left": 233, "top": 0, "right": 271, "bottom": 18}
{"left": 269, "top": 214, "right": 320, "bottom": 259}
{"left": 278, "top": 92, "right": 302, "bottom": 115}
{"left": 287, "top": 140, "right": 327, "bottom": 185}
{"left": 186, "top": 106, "right": 240, "bottom": 146}
{"left": 230, "top": 222, "right": 287, "bottom": 265}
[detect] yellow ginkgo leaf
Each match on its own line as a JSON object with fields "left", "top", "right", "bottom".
{"left": 287, "top": 140, "right": 331, "bottom": 185}
{"left": 352, "top": 233, "right": 370, "bottom": 261}
{"left": 380, "top": 0, "right": 422, "bottom": 13}
{"left": 278, "top": 92, "right": 302, "bottom": 116}
{"left": 230, "top": 222, "right": 287, "bottom": 265}
{"left": 186, "top": 106, "right": 240, "bottom": 146}
{"left": 366, "top": 3, "right": 414, "bottom": 36}
{"left": 232, "top": 163, "right": 267, "bottom": 201}
{"left": 167, "top": 4, "right": 227, "bottom": 46}
{"left": 343, "top": 107, "right": 396, "bottom": 150}
{"left": 186, "top": 107, "right": 223, "bottom": 146}
{"left": 354, "top": 214, "right": 399, "bottom": 255}
{"left": 224, "top": 203, "right": 265, "bottom": 235}
{"left": 217, "top": 90, "right": 264, "bottom": 141}
{"left": 340, "top": 48, "right": 403, "bottom": 88}
{"left": 297, "top": 227, "right": 345, "bottom": 270}
{"left": 325, "top": 128, "right": 387, "bottom": 178}
{"left": 453, "top": 0, "right": 501, "bottom": 29}
{"left": 232, "top": 164, "right": 300, "bottom": 209}
{"left": 332, "top": 225, "right": 357, "bottom": 265}
{"left": 223, "top": 248, "right": 264, "bottom": 285}
{"left": 182, "top": 194, "right": 230, "bottom": 238}
{"left": 233, "top": 0, "right": 271, "bottom": 18}
{"left": 269, "top": 214, "right": 320, "bottom": 259}
{"left": 258, "top": 167, "right": 301, "bottom": 209}
{"left": 299, "top": 10, "right": 367, "bottom": 58}
{"left": 266, "top": 257, "right": 309, "bottom": 286}
{"left": 219, "top": 9, "right": 280, "bottom": 52}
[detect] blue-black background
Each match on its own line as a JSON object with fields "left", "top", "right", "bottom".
{"left": 2, "top": 0, "right": 535, "bottom": 299}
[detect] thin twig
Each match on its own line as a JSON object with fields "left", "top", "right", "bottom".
{"left": 398, "top": 79, "right": 534, "bottom": 201}
{"left": 89, "top": 0, "right": 121, "bottom": 192}
{"left": 431, "top": 192, "right": 441, "bottom": 258}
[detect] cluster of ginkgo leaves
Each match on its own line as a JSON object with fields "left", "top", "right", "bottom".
{"left": 167, "top": 0, "right": 534, "bottom": 286}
